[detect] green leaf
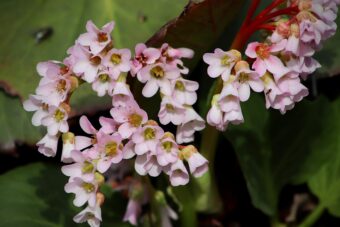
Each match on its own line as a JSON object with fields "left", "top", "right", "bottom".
{"left": 0, "top": 0, "right": 187, "bottom": 105}
{"left": 307, "top": 98, "right": 340, "bottom": 217}
{"left": 0, "top": 0, "right": 188, "bottom": 144}
{"left": 0, "top": 163, "right": 132, "bottom": 226}
{"left": 0, "top": 91, "right": 43, "bottom": 147}
{"left": 224, "top": 95, "right": 339, "bottom": 216}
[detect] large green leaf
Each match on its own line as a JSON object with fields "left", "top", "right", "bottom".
{"left": 0, "top": 0, "right": 188, "bottom": 145}
{"left": 308, "top": 101, "right": 340, "bottom": 217}
{"left": 0, "top": 162, "right": 132, "bottom": 227}
{"left": 224, "top": 95, "right": 340, "bottom": 216}
{"left": 0, "top": 91, "right": 44, "bottom": 148}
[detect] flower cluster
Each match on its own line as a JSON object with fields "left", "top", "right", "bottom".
{"left": 204, "top": 0, "right": 339, "bottom": 131}
{"left": 131, "top": 43, "right": 205, "bottom": 144}
{"left": 24, "top": 20, "right": 208, "bottom": 227}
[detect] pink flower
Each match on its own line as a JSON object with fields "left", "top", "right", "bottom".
{"left": 91, "top": 71, "right": 115, "bottom": 97}
{"left": 96, "top": 132, "right": 124, "bottom": 173}
{"left": 61, "top": 132, "right": 76, "bottom": 163}
{"left": 207, "top": 95, "right": 227, "bottom": 131}
{"left": 203, "top": 49, "right": 241, "bottom": 81}
{"left": 262, "top": 72, "right": 295, "bottom": 114}
{"left": 171, "top": 78, "right": 199, "bottom": 105}
{"left": 99, "top": 116, "right": 117, "bottom": 134}
{"left": 75, "top": 116, "right": 98, "bottom": 151}
{"left": 123, "top": 199, "right": 142, "bottom": 225}
{"left": 131, "top": 43, "right": 161, "bottom": 76}
{"left": 277, "top": 75, "right": 309, "bottom": 103}
{"left": 23, "top": 95, "right": 49, "bottom": 126}
{"left": 64, "top": 177, "right": 97, "bottom": 207}
{"left": 62, "top": 150, "right": 96, "bottom": 181}
{"left": 102, "top": 48, "right": 131, "bottom": 79}
{"left": 73, "top": 204, "right": 102, "bottom": 227}
{"left": 245, "top": 41, "right": 289, "bottom": 80}
{"left": 286, "top": 56, "right": 321, "bottom": 80}
{"left": 111, "top": 81, "right": 134, "bottom": 106}
{"left": 168, "top": 159, "right": 189, "bottom": 186}
{"left": 77, "top": 20, "right": 114, "bottom": 55}
{"left": 176, "top": 108, "right": 205, "bottom": 144}
{"left": 110, "top": 101, "right": 148, "bottom": 139}
{"left": 36, "top": 133, "right": 59, "bottom": 157}
{"left": 181, "top": 145, "right": 208, "bottom": 178}
{"left": 160, "top": 205, "right": 178, "bottom": 227}
{"left": 132, "top": 123, "right": 164, "bottom": 155}
{"left": 135, "top": 153, "right": 163, "bottom": 177}
{"left": 218, "top": 83, "right": 244, "bottom": 125}
{"left": 156, "top": 133, "right": 179, "bottom": 166}
{"left": 41, "top": 105, "right": 69, "bottom": 135}
{"left": 138, "top": 63, "right": 181, "bottom": 97}
{"left": 234, "top": 61, "right": 264, "bottom": 102}
{"left": 38, "top": 80, "right": 71, "bottom": 106}
{"left": 160, "top": 43, "right": 194, "bottom": 74}
{"left": 72, "top": 45, "right": 103, "bottom": 83}
{"left": 158, "top": 96, "right": 186, "bottom": 125}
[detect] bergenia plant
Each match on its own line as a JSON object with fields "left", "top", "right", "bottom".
{"left": 23, "top": 0, "right": 339, "bottom": 226}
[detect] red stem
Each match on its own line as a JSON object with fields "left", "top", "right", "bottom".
{"left": 244, "top": 0, "right": 262, "bottom": 25}
{"left": 256, "top": 0, "right": 286, "bottom": 19}
{"left": 231, "top": 6, "right": 298, "bottom": 50}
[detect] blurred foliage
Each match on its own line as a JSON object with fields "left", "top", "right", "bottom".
{"left": 0, "top": 163, "right": 131, "bottom": 227}
{"left": 0, "top": 92, "right": 43, "bottom": 147}
{"left": 0, "top": 0, "right": 187, "bottom": 146}
{"left": 224, "top": 95, "right": 340, "bottom": 216}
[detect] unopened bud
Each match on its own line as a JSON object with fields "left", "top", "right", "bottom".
{"left": 96, "top": 192, "right": 105, "bottom": 206}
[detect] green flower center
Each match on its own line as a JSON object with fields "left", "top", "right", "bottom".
{"left": 99, "top": 74, "right": 110, "bottom": 83}
{"left": 144, "top": 127, "right": 155, "bottom": 140}
{"left": 111, "top": 54, "right": 122, "bottom": 65}
{"left": 175, "top": 81, "right": 185, "bottom": 91}
{"left": 162, "top": 141, "right": 173, "bottom": 152}
{"left": 82, "top": 182, "right": 95, "bottom": 193}
{"left": 82, "top": 161, "right": 94, "bottom": 173}
{"left": 221, "top": 55, "right": 230, "bottom": 66}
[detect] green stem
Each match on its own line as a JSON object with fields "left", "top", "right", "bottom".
{"left": 194, "top": 125, "right": 222, "bottom": 213}
{"left": 298, "top": 205, "right": 325, "bottom": 227}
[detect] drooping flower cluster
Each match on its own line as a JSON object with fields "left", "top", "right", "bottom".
{"left": 204, "top": 0, "right": 339, "bottom": 131}
{"left": 24, "top": 20, "right": 208, "bottom": 227}
{"left": 131, "top": 43, "right": 205, "bottom": 144}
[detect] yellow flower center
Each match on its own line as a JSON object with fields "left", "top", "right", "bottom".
{"left": 162, "top": 141, "right": 173, "bottom": 152}
{"left": 111, "top": 54, "right": 122, "bottom": 65}
{"left": 166, "top": 104, "right": 175, "bottom": 112}
{"left": 144, "top": 127, "right": 155, "bottom": 140}
{"left": 99, "top": 74, "right": 110, "bottom": 83}
{"left": 175, "top": 81, "right": 185, "bottom": 91}
{"left": 128, "top": 113, "right": 143, "bottom": 127}
{"left": 238, "top": 72, "right": 249, "bottom": 83}
{"left": 105, "top": 142, "right": 118, "bottom": 156}
{"left": 82, "top": 161, "right": 94, "bottom": 173}
{"left": 82, "top": 182, "right": 95, "bottom": 193}
{"left": 221, "top": 55, "right": 230, "bottom": 66}
{"left": 150, "top": 66, "right": 165, "bottom": 78}
{"left": 54, "top": 109, "right": 65, "bottom": 122}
